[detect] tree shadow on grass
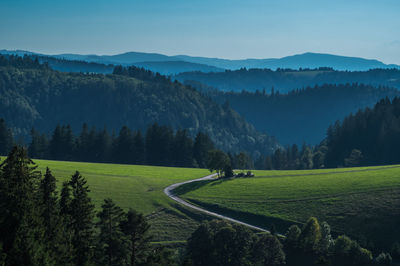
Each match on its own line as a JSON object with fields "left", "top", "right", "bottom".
{"left": 173, "top": 179, "right": 214, "bottom": 195}
{"left": 186, "top": 198, "right": 302, "bottom": 235}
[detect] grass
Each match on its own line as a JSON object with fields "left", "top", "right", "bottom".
{"left": 177, "top": 165, "right": 400, "bottom": 249}
{"left": 1, "top": 157, "right": 210, "bottom": 242}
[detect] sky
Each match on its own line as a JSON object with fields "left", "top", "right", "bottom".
{"left": 1, "top": 0, "right": 400, "bottom": 64}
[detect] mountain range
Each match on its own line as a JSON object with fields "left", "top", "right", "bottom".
{"left": 1, "top": 49, "right": 399, "bottom": 74}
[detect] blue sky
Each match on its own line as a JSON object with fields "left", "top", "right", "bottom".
{"left": 1, "top": 0, "right": 400, "bottom": 63}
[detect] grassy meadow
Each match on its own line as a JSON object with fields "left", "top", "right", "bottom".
{"left": 1, "top": 157, "right": 210, "bottom": 243}
{"left": 177, "top": 165, "right": 400, "bottom": 248}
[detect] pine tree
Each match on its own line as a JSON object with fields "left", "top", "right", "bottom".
{"left": 69, "top": 171, "right": 95, "bottom": 266}
{"left": 50, "top": 125, "right": 63, "bottom": 160}
{"left": 193, "top": 132, "right": 214, "bottom": 168}
{"left": 40, "top": 168, "right": 58, "bottom": 236}
{"left": 78, "top": 123, "right": 90, "bottom": 161}
{"left": 96, "top": 128, "right": 112, "bottom": 163}
{"left": 0, "top": 119, "right": 13, "bottom": 155}
{"left": 29, "top": 128, "right": 49, "bottom": 159}
{"left": 172, "top": 129, "right": 194, "bottom": 167}
{"left": 121, "top": 209, "right": 152, "bottom": 266}
{"left": 39, "top": 168, "right": 71, "bottom": 264}
{"left": 96, "top": 198, "right": 128, "bottom": 266}
{"left": 113, "top": 126, "right": 133, "bottom": 164}
{"left": 0, "top": 146, "right": 51, "bottom": 265}
{"left": 132, "top": 131, "right": 145, "bottom": 165}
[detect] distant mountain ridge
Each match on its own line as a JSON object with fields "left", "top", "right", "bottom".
{"left": 1, "top": 49, "right": 399, "bottom": 72}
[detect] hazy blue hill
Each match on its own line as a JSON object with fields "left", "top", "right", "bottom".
{"left": 175, "top": 52, "right": 399, "bottom": 71}
{"left": 176, "top": 68, "right": 400, "bottom": 93}
{"left": 273, "top": 53, "right": 390, "bottom": 71}
{"left": 2, "top": 50, "right": 398, "bottom": 71}
{"left": 131, "top": 61, "right": 224, "bottom": 75}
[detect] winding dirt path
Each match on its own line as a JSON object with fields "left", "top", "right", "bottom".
{"left": 164, "top": 173, "right": 270, "bottom": 233}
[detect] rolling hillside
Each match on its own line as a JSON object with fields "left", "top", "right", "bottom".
{"left": 176, "top": 165, "right": 400, "bottom": 249}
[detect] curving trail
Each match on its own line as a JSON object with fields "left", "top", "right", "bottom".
{"left": 164, "top": 173, "right": 270, "bottom": 233}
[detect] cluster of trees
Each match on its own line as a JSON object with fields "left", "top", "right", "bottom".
{"left": 207, "top": 83, "right": 400, "bottom": 145}
{"left": 28, "top": 122, "right": 215, "bottom": 168}
{"left": 255, "top": 144, "right": 320, "bottom": 170}
{"left": 283, "top": 217, "right": 392, "bottom": 266}
{"left": 0, "top": 146, "right": 173, "bottom": 265}
{"left": 0, "top": 54, "right": 49, "bottom": 69}
{"left": 185, "top": 219, "right": 285, "bottom": 265}
{"left": 185, "top": 217, "right": 394, "bottom": 266}
{"left": 0, "top": 54, "right": 278, "bottom": 156}
{"left": 113, "top": 65, "right": 171, "bottom": 83}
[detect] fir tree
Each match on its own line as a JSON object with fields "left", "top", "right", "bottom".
{"left": 120, "top": 209, "right": 152, "bottom": 266}
{"left": 96, "top": 198, "right": 128, "bottom": 266}
{"left": 69, "top": 171, "right": 95, "bottom": 266}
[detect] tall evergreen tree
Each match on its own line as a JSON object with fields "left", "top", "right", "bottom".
{"left": 39, "top": 167, "right": 71, "bottom": 264}
{"left": 113, "top": 126, "right": 133, "bottom": 164}
{"left": 120, "top": 209, "right": 152, "bottom": 266}
{"left": 193, "top": 132, "right": 215, "bottom": 168}
{"left": 0, "top": 146, "right": 50, "bottom": 265}
{"left": 96, "top": 198, "right": 128, "bottom": 266}
{"left": 29, "top": 128, "right": 49, "bottom": 159}
{"left": 69, "top": 171, "right": 95, "bottom": 266}
{"left": 0, "top": 119, "right": 13, "bottom": 155}
{"left": 145, "top": 124, "right": 173, "bottom": 166}
{"left": 132, "top": 131, "right": 145, "bottom": 165}
{"left": 172, "top": 129, "right": 194, "bottom": 167}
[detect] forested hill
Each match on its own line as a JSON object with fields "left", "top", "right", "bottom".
{"left": 0, "top": 55, "right": 279, "bottom": 156}
{"left": 175, "top": 68, "right": 400, "bottom": 93}
{"left": 208, "top": 84, "right": 400, "bottom": 145}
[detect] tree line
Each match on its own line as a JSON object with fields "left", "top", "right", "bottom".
{"left": 30, "top": 123, "right": 216, "bottom": 168}
{"left": 0, "top": 146, "right": 174, "bottom": 265}
{"left": 1, "top": 118, "right": 256, "bottom": 172}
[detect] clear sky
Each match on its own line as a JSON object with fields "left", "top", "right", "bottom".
{"left": 1, "top": 0, "right": 400, "bottom": 64}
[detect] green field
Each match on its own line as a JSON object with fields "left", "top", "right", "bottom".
{"left": 3, "top": 158, "right": 210, "bottom": 242}
{"left": 177, "top": 165, "right": 400, "bottom": 249}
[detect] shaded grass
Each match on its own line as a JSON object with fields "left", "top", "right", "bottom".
{"left": 179, "top": 165, "right": 400, "bottom": 249}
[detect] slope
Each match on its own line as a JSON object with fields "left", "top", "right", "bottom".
{"left": 177, "top": 165, "right": 400, "bottom": 249}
